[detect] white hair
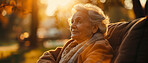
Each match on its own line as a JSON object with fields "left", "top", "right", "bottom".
{"left": 70, "top": 3, "right": 110, "bottom": 36}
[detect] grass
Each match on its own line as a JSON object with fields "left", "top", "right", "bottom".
{"left": 0, "top": 40, "right": 18, "bottom": 46}
{"left": 0, "top": 46, "right": 57, "bottom": 63}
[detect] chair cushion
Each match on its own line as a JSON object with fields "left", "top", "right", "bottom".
{"left": 114, "top": 17, "right": 148, "bottom": 63}
{"left": 107, "top": 17, "right": 148, "bottom": 63}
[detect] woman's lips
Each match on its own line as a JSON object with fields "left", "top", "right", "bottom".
{"left": 71, "top": 31, "right": 78, "bottom": 34}
{"left": 71, "top": 29, "right": 79, "bottom": 34}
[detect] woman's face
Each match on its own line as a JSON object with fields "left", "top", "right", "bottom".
{"left": 70, "top": 11, "right": 96, "bottom": 43}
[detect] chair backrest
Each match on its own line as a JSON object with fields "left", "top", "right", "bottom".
{"left": 106, "top": 17, "right": 148, "bottom": 63}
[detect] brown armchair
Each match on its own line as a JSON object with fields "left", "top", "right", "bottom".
{"left": 106, "top": 17, "right": 148, "bottom": 63}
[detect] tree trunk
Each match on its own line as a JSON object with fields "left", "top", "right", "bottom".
{"left": 29, "top": 0, "right": 38, "bottom": 49}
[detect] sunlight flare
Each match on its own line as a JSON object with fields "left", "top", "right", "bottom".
{"left": 140, "top": 0, "right": 147, "bottom": 8}
{"left": 40, "top": 0, "right": 73, "bottom": 16}
{"left": 124, "top": 0, "right": 133, "bottom": 10}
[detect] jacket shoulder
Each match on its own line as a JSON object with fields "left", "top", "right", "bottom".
{"left": 89, "top": 39, "right": 113, "bottom": 53}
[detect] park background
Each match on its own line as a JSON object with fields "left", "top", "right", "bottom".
{"left": 0, "top": 0, "right": 147, "bottom": 63}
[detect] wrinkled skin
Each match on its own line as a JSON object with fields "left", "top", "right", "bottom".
{"left": 70, "top": 11, "right": 98, "bottom": 43}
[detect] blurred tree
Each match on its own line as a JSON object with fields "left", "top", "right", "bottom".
{"left": 0, "top": 0, "right": 16, "bottom": 40}
{"left": 0, "top": 0, "right": 38, "bottom": 49}
{"left": 29, "top": 0, "right": 38, "bottom": 49}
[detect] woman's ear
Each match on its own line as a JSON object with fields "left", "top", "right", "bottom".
{"left": 92, "top": 25, "right": 99, "bottom": 33}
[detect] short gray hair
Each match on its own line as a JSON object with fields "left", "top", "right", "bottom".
{"left": 71, "top": 3, "right": 109, "bottom": 36}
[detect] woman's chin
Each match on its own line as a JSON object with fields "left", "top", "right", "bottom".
{"left": 71, "top": 35, "right": 79, "bottom": 40}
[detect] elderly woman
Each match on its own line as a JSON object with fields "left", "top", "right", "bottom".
{"left": 38, "top": 4, "right": 113, "bottom": 63}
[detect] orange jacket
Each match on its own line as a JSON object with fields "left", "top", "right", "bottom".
{"left": 37, "top": 39, "right": 113, "bottom": 63}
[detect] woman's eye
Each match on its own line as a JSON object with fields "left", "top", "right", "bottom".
{"left": 76, "top": 18, "right": 81, "bottom": 24}
{"left": 77, "top": 19, "right": 81, "bottom": 23}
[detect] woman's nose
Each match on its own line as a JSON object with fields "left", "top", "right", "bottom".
{"left": 70, "top": 23, "right": 77, "bottom": 30}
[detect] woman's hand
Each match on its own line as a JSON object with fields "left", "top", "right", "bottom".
{"left": 37, "top": 52, "right": 56, "bottom": 63}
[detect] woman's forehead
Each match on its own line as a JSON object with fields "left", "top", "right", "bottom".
{"left": 72, "top": 11, "right": 88, "bottom": 19}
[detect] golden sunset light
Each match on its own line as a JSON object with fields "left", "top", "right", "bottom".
{"left": 40, "top": 0, "right": 75, "bottom": 16}
{"left": 0, "top": 0, "right": 148, "bottom": 63}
